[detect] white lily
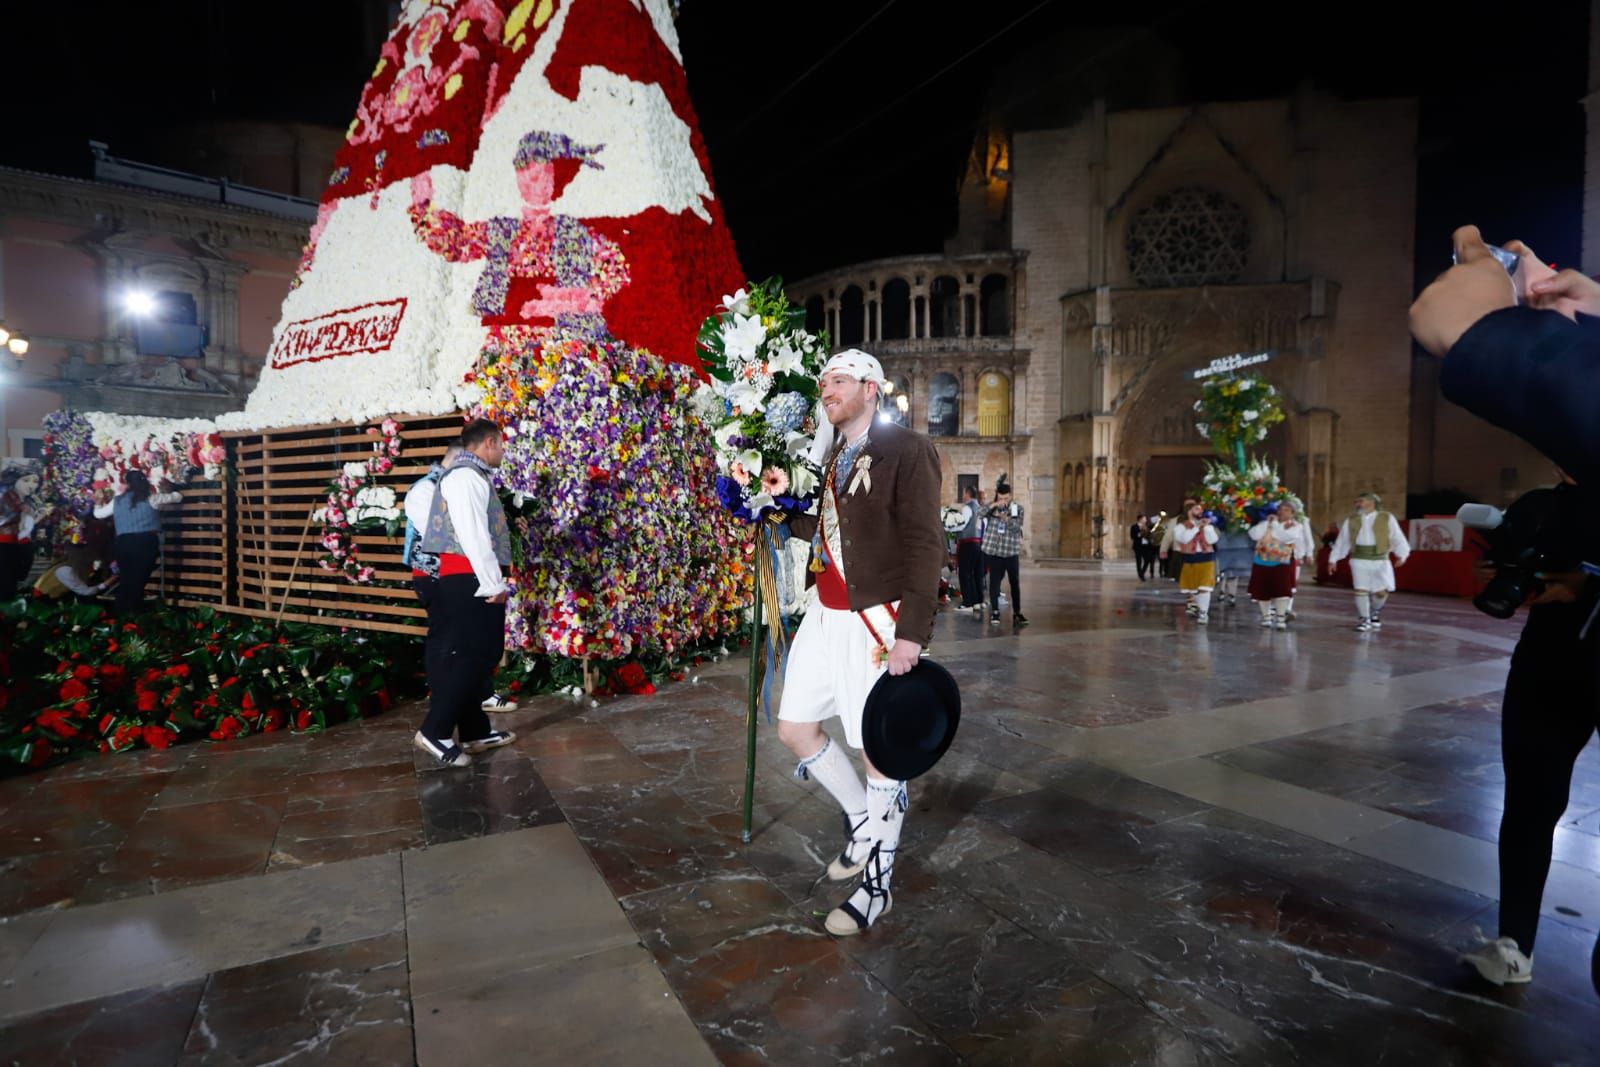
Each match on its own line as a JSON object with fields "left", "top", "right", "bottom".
{"left": 1242, "top": 410, "right": 1259, "bottom": 422}
{"left": 766, "top": 338, "right": 805, "bottom": 375}
{"left": 735, "top": 448, "right": 765, "bottom": 477}
{"left": 726, "top": 381, "right": 766, "bottom": 414}
{"left": 713, "top": 422, "right": 743, "bottom": 452}
{"left": 721, "top": 313, "right": 767, "bottom": 364}
{"left": 789, "top": 464, "right": 818, "bottom": 498}
{"left": 1238, "top": 379, "right": 1254, "bottom": 390}
{"left": 720, "top": 288, "right": 751, "bottom": 316}
{"left": 784, "top": 430, "right": 813, "bottom": 458}
{"left": 745, "top": 491, "right": 775, "bottom": 514}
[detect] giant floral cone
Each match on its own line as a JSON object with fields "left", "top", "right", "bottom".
{"left": 226, "top": 0, "right": 745, "bottom": 430}
{"left": 227, "top": 0, "right": 748, "bottom": 663}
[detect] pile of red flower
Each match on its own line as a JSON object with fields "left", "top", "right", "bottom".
{"left": 1, "top": 599, "right": 424, "bottom": 772}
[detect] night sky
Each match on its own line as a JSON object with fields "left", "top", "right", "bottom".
{"left": 3, "top": 1, "right": 1589, "bottom": 287}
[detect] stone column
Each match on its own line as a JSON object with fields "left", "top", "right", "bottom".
{"left": 962, "top": 364, "right": 979, "bottom": 436}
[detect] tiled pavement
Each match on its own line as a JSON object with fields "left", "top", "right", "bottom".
{"left": 1, "top": 570, "right": 1598, "bottom": 1064}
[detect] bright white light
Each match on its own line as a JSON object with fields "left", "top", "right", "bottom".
{"left": 124, "top": 290, "right": 158, "bottom": 317}
{"left": 877, "top": 412, "right": 892, "bottom": 423}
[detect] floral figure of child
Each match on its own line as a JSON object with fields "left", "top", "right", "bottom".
{"left": 408, "top": 130, "right": 630, "bottom": 340}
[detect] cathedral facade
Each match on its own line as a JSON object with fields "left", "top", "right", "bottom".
{"left": 793, "top": 86, "right": 1419, "bottom": 559}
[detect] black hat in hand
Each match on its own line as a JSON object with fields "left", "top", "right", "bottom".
{"left": 861, "top": 659, "right": 961, "bottom": 780}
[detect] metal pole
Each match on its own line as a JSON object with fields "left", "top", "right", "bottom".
{"left": 741, "top": 529, "right": 764, "bottom": 844}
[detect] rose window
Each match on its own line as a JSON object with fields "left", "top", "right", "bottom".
{"left": 1125, "top": 187, "right": 1251, "bottom": 288}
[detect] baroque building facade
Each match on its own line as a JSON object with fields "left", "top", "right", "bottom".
{"left": 796, "top": 86, "right": 1419, "bottom": 559}
{"left": 0, "top": 145, "right": 313, "bottom": 457}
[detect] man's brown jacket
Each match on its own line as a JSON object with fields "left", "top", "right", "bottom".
{"left": 788, "top": 421, "right": 945, "bottom": 647}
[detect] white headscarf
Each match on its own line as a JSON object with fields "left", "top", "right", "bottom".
{"left": 806, "top": 349, "right": 886, "bottom": 465}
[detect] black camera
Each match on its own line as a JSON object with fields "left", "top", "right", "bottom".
{"left": 1458, "top": 487, "right": 1585, "bottom": 619}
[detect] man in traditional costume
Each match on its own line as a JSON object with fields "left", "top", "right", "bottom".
{"left": 777, "top": 349, "right": 944, "bottom": 936}
{"left": 1174, "top": 503, "right": 1220, "bottom": 623}
{"left": 411, "top": 420, "right": 518, "bottom": 767}
{"left": 1328, "top": 491, "right": 1411, "bottom": 632}
{"left": 1248, "top": 499, "right": 1312, "bottom": 630}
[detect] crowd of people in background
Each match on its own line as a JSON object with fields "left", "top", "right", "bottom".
{"left": 950, "top": 476, "right": 1027, "bottom": 629}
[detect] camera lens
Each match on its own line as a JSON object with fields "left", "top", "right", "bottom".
{"left": 1473, "top": 572, "right": 1527, "bottom": 620}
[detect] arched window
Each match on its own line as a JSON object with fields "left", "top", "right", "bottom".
{"left": 977, "top": 370, "right": 1010, "bottom": 436}
{"left": 1126, "top": 186, "right": 1251, "bottom": 288}
{"left": 804, "top": 295, "right": 824, "bottom": 335}
{"left": 929, "top": 276, "right": 960, "bottom": 338}
{"left": 839, "top": 285, "right": 865, "bottom": 346}
{"left": 979, "top": 274, "right": 1009, "bottom": 335}
{"left": 880, "top": 279, "right": 910, "bottom": 340}
{"left": 928, "top": 373, "right": 961, "bottom": 437}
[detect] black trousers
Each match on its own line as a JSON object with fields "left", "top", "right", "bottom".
{"left": 419, "top": 574, "right": 503, "bottom": 744}
{"left": 957, "top": 541, "right": 984, "bottom": 606}
{"left": 114, "top": 532, "right": 160, "bottom": 614}
{"left": 987, "top": 553, "right": 1020, "bottom": 614}
{"left": 413, "top": 575, "right": 494, "bottom": 706}
{"left": 1498, "top": 603, "right": 1600, "bottom": 954}
{"left": 1134, "top": 544, "right": 1156, "bottom": 580}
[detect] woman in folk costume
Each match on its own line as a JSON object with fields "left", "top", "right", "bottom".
{"left": 1174, "top": 502, "right": 1220, "bottom": 623}
{"left": 776, "top": 349, "right": 945, "bottom": 936}
{"left": 1328, "top": 491, "right": 1410, "bottom": 632}
{"left": 1248, "top": 499, "right": 1312, "bottom": 630}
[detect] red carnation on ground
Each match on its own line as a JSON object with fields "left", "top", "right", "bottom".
{"left": 73, "top": 665, "right": 95, "bottom": 682}
{"left": 59, "top": 678, "right": 90, "bottom": 702}
{"left": 71, "top": 701, "right": 91, "bottom": 717}
{"left": 295, "top": 709, "right": 313, "bottom": 731}
{"left": 99, "top": 714, "right": 114, "bottom": 733}
{"left": 143, "top": 725, "right": 175, "bottom": 750}
{"left": 37, "top": 710, "right": 78, "bottom": 739}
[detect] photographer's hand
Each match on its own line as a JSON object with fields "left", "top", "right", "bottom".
{"left": 1531, "top": 569, "right": 1586, "bottom": 605}
{"left": 1409, "top": 226, "right": 1518, "bottom": 357}
{"left": 1518, "top": 245, "right": 1600, "bottom": 320}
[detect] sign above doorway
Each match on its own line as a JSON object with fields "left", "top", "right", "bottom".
{"left": 1191, "top": 351, "right": 1272, "bottom": 380}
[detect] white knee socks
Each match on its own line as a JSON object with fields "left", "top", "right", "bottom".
{"left": 1354, "top": 592, "right": 1371, "bottom": 620}
{"left": 1195, "top": 589, "right": 1212, "bottom": 616}
{"left": 1371, "top": 591, "right": 1389, "bottom": 618}
{"left": 796, "top": 737, "right": 868, "bottom": 850}
{"left": 840, "top": 776, "right": 907, "bottom": 924}
{"left": 1273, "top": 597, "right": 1291, "bottom": 621}
{"left": 1258, "top": 600, "right": 1273, "bottom": 622}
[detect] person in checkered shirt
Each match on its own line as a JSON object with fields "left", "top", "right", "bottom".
{"left": 981, "top": 476, "right": 1027, "bottom": 628}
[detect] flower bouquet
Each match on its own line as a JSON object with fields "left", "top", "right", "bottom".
{"left": 696, "top": 278, "right": 830, "bottom": 522}
{"left": 1195, "top": 458, "right": 1300, "bottom": 532}
{"left": 1193, "top": 373, "right": 1285, "bottom": 471}
{"left": 316, "top": 419, "right": 404, "bottom": 584}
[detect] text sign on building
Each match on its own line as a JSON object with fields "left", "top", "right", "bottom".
{"left": 268, "top": 298, "right": 409, "bottom": 369}
{"left": 1191, "top": 351, "right": 1272, "bottom": 380}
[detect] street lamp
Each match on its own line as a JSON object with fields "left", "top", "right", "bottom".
{"left": 0, "top": 322, "right": 26, "bottom": 369}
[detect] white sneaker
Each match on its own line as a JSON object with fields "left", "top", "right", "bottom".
{"left": 462, "top": 729, "right": 517, "bottom": 754}
{"left": 1196, "top": 613, "right": 1209, "bottom": 624}
{"left": 413, "top": 732, "right": 472, "bottom": 768}
{"left": 1461, "top": 937, "right": 1533, "bottom": 986}
{"left": 482, "top": 693, "right": 518, "bottom": 712}
{"left": 1354, "top": 618, "right": 1372, "bottom": 632}
{"left": 1259, "top": 614, "right": 1273, "bottom": 628}
{"left": 1370, "top": 617, "right": 1383, "bottom": 630}
{"left": 1186, "top": 602, "right": 1199, "bottom": 615}
{"left": 1274, "top": 619, "right": 1288, "bottom": 631}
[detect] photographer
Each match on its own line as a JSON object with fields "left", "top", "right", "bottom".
{"left": 1458, "top": 472, "right": 1600, "bottom": 987}
{"left": 981, "top": 476, "right": 1027, "bottom": 628}
{"left": 1413, "top": 228, "right": 1600, "bottom": 991}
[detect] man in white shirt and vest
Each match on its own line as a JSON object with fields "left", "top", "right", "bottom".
{"left": 1328, "top": 491, "right": 1411, "bottom": 632}
{"left": 412, "top": 419, "right": 517, "bottom": 767}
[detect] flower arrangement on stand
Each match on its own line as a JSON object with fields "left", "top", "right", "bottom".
{"left": 1196, "top": 458, "right": 1300, "bottom": 532}
{"left": 317, "top": 419, "right": 404, "bottom": 584}
{"left": 1193, "top": 373, "right": 1285, "bottom": 472}
{"left": 468, "top": 323, "right": 745, "bottom": 665}
{"left": 697, "top": 279, "right": 830, "bottom": 522}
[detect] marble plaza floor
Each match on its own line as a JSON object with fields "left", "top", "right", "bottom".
{"left": 2, "top": 570, "right": 1599, "bottom": 1065}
